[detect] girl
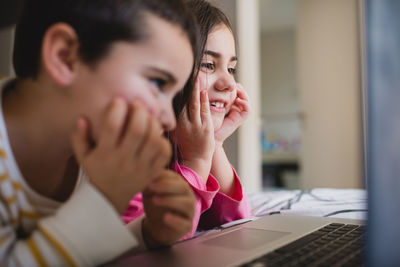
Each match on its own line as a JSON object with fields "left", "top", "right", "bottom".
{"left": 0, "top": 0, "right": 199, "bottom": 265}
{"left": 123, "top": 0, "right": 251, "bottom": 238}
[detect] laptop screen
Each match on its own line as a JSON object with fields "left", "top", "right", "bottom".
{"left": 365, "top": 0, "right": 400, "bottom": 265}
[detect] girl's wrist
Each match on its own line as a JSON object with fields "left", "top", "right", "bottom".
{"left": 181, "top": 158, "right": 212, "bottom": 182}
{"left": 214, "top": 140, "right": 224, "bottom": 149}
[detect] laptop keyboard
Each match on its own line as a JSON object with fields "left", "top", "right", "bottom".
{"left": 240, "top": 223, "right": 364, "bottom": 267}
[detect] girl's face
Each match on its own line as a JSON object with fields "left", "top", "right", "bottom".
{"left": 199, "top": 24, "right": 237, "bottom": 130}
{"left": 71, "top": 14, "right": 194, "bottom": 140}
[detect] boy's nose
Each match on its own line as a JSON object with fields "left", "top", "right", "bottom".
{"left": 159, "top": 104, "right": 176, "bottom": 131}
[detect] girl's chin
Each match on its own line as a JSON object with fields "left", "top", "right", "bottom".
{"left": 211, "top": 116, "right": 224, "bottom": 131}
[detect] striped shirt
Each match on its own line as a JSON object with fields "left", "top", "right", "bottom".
{"left": 0, "top": 78, "right": 141, "bottom": 266}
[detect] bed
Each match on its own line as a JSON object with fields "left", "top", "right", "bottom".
{"left": 247, "top": 188, "right": 367, "bottom": 220}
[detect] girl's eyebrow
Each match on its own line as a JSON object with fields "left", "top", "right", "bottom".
{"left": 204, "top": 50, "right": 237, "bottom": 62}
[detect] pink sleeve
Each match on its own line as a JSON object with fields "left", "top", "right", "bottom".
{"left": 198, "top": 167, "right": 252, "bottom": 230}
{"left": 173, "top": 162, "right": 219, "bottom": 239}
{"left": 121, "top": 193, "right": 144, "bottom": 224}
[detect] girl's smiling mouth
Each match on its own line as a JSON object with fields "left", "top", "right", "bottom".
{"left": 209, "top": 99, "right": 228, "bottom": 113}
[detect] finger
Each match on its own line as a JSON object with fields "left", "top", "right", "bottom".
{"left": 71, "top": 117, "right": 90, "bottom": 163}
{"left": 120, "top": 102, "right": 151, "bottom": 154}
{"left": 188, "top": 77, "right": 201, "bottom": 124}
{"left": 200, "top": 90, "right": 212, "bottom": 126}
{"left": 162, "top": 213, "right": 193, "bottom": 234}
{"left": 235, "top": 97, "right": 251, "bottom": 114}
{"left": 236, "top": 83, "right": 250, "bottom": 101}
{"left": 98, "top": 98, "right": 128, "bottom": 149}
{"left": 148, "top": 174, "right": 192, "bottom": 195}
{"left": 178, "top": 105, "right": 191, "bottom": 129}
{"left": 179, "top": 105, "right": 188, "bottom": 122}
{"left": 230, "top": 103, "right": 242, "bottom": 114}
{"left": 235, "top": 85, "right": 251, "bottom": 113}
{"left": 152, "top": 195, "right": 195, "bottom": 219}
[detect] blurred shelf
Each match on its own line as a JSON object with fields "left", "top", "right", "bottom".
{"left": 262, "top": 151, "right": 299, "bottom": 164}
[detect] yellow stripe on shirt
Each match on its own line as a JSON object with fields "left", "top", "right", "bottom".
{"left": 27, "top": 236, "right": 49, "bottom": 267}
{"left": 0, "top": 149, "right": 6, "bottom": 158}
{"left": 5, "top": 195, "right": 17, "bottom": 205}
{"left": 21, "top": 210, "right": 39, "bottom": 219}
{"left": 38, "top": 223, "right": 78, "bottom": 267}
{"left": 11, "top": 181, "right": 21, "bottom": 191}
{"left": 0, "top": 173, "right": 8, "bottom": 182}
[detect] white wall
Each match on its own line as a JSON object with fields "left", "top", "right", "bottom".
{"left": 297, "top": 0, "right": 362, "bottom": 189}
{"left": 236, "top": 0, "right": 262, "bottom": 192}
{"left": 261, "top": 30, "right": 298, "bottom": 117}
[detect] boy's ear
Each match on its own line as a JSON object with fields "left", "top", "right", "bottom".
{"left": 41, "top": 23, "right": 80, "bottom": 86}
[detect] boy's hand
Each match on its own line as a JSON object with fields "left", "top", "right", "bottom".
{"left": 172, "top": 78, "right": 214, "bottom": 181}
{"left": 214, "top": 83, "right": 250, "bottom": 144}
{"left": 71, "top": 98, "right": 171, "bottom": 214}
{"left": 142, "top": 170, "right": 195, "bottom": 248}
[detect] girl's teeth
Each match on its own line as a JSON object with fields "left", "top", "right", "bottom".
{"left": 211, "top": 102, "right": 224, "bottom": 108}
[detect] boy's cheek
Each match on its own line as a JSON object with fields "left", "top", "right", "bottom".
{"left": 129, "top": 94, "right": 158, "bottom": 117}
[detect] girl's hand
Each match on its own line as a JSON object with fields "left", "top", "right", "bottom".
{"left": 172, "top": 77, "right": 214, "bottom": 181}
{"left": 142, "top": 170, "right": 195, "bottom": 248}
{"left": 215, "top": 83, "right": 251, "bottom": 144}
{"left": 71, "top": 98, "right": 171, "bottom": 214}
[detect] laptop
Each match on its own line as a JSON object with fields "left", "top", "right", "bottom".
{"left": 111, "top": 215, "right": 363, "bottom": 267}
{"left": 108, "top": 0, "right": 400, "bottom": 266}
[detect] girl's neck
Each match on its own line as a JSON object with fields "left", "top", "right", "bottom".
{"left": 2, "top": 78, "right": 78, "bottom": 202}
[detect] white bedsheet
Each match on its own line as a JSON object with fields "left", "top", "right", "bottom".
{"left": 248, "top": 188, "right": 367, "bottom": 220}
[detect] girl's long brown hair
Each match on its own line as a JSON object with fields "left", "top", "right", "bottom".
{"left": 169, "top": 0, "right": 234, "bottom": 167}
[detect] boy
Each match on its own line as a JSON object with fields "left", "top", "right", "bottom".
{"left": 0, "top": 0, "right": 199, "bottom": 265}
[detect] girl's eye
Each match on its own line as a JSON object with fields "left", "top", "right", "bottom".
{"left": 228, "top": 67, "right": 236, "bottom": 75}
{"left": 150, "top": 78, "right": 167, "bottom": 90}
{"left": 200, "top": 62, "right": 215, "bottom": 73}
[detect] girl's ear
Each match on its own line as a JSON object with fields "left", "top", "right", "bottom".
{"left": 41, "top": 23, "right": 80, "bottom": 86}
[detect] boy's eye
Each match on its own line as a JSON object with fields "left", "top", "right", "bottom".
{"left": 200, "top": 62, "right": 215, "bottom": 73}
{"left": 150, "top": 78, "right": 167, "bottom": 90}
{"left": 228, "top": 67, "right": 236, "bottom": 75}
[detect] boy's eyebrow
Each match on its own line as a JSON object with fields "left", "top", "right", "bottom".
{"left": 204, "top": 50, "right": 237, "bottom": 62}
{"left": 149, "top": 67, "right": 176, "bottom": 83}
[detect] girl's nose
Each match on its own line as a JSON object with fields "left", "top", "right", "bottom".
{"left": 213, "top": 71, "right": 236, "bottom": 92}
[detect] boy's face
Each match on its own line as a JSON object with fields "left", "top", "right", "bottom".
{"left": 71, "top": 14, "right": 193, "bottom": 138}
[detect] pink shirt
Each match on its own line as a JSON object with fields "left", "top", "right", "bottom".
{"left": 122, "top": 161, "right": 251, "bottom": 239}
